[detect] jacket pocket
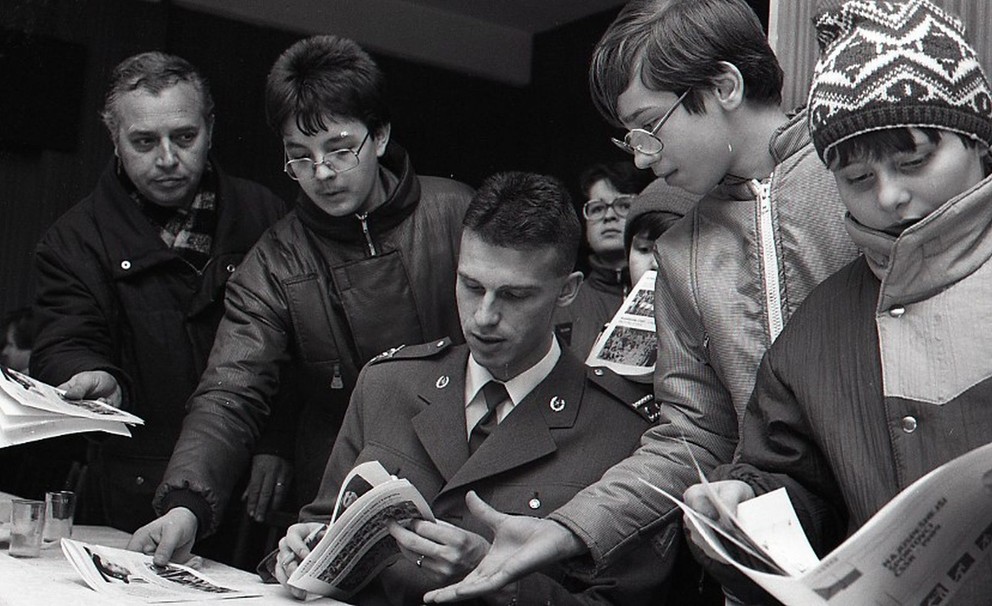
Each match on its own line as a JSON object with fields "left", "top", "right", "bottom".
{"left": 331, "top": 251, "right": 425, "bottom": 362}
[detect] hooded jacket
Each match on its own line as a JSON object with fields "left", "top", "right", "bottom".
{"left": 723, "top": 174, "right": 992, "bottom": 605}
{"left": 155, "top": 142, "right": 473, "bottom": 534}
{"left": 550, "top": 110, "right": 861, "bottom": 564}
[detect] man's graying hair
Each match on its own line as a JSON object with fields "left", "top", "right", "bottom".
{"left": 101, "top": 51, "right": 215, "bottom": 137}
{"left": 463, "top": 172, "right": 581, "bottom": 276}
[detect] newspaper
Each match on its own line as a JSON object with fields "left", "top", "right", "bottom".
{"left": 0, "top": 365, "right": 142, "bottom": 447}
{"left": 586, "top": 270, "right": 656, "bottom": 378}
{"left": 644, "top": 440, "right": 992, "bottom": 605}
{"left": 60, "top": 539, "right": 259, "bottom": 602}
{"left": 288, "top": 460, "right": 434, "bottom": 599}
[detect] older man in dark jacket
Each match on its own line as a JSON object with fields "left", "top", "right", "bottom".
{"left": 31, "top": 52, "right": 286, "bottom": 535}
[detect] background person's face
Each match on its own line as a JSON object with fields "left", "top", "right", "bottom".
{"left": 584, "top": 178, "right": 628, "bottom": 257}
{"left": 628, "top": 231, "right": 658, "bottom": 286}
{"left": 112, "top": 82, "right": 212, "bottom": 208}
{"left": 456, "top": 230, "right": 575, "bottom": 381}
{"left": 282, "top": 116, "right": 388, "bottom": 217}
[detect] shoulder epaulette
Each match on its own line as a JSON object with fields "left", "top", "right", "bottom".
{"left": 587, "top": 365, "right": 660, "bottom": 424}
{"left": 368, "top": 337, "right": 454, "bottom": 365}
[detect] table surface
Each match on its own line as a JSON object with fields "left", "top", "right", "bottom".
{"left": 0, "top": 491, "right": 348, "bottom": 605}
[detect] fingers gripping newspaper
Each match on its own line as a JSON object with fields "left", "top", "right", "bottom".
{"left": 645, "top": 439, "right": 992, "bottom": 605}
{"left": 288, "top": 460, "right": 434, "bottom": 599}
{"left": 0, "top": 365, "right": 142, "bottom": 447}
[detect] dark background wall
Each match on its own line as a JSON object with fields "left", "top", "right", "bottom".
{"left": 0, "top": 0, "right": 768, "bottom": 318}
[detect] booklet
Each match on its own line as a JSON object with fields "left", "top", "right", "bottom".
{"left": 586, "top": 270, "right": 657, "bottom": 378}
{"left": 287, "top": 460, "right": 435, "bottom": 599}
{"left": 61, "top": 539, "right": 260, "bottom": 602}
{"left": 0, "top": 365, "right": 142, "bottom": 447}
{"left": 645, "top": 440, "right": 992, "bottom": 605}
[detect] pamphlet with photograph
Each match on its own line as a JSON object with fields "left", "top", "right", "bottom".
{"left": 644, "top": 440, "right": 992, "bottom": 605}
{"left": 288, "top": 460, "right": 434, "bottom": 599}
{"left": 586, "top": 270, "right": 657, "bottom": 378}
{"left": 61, "top": 539, "right": 259, "bottom": 602}
{"left": 0, "top": 365, "right": 143, "bottom": 447}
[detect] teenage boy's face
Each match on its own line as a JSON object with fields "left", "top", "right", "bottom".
{"left": 628, "top": 230, "right": 658, "bottom": 286}
{"left": 616, "top": 75, "right": 731, "bottom": 196}
{"left": 832, "top": 129, "right": 986, "bottom": 236}
{"left": 282, "top": 116, "right": 389, "bottom": 217}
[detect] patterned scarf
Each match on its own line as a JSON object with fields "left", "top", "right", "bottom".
{"left": 120, "top": 161, "right": 218, "bottom": 271}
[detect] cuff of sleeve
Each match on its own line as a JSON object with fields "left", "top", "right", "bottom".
{"left": 160, "top": 489, "right": 213, "bottom": 539}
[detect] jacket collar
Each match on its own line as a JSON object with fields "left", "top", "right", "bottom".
{"left": 845, "top": 174, "right": 992, "bottom": 312}
{"left": 412, "top": 344, "right": 585, "bottom": 496}
{"left": 709, "top": 109, "right": 811, "bottom": 202}
{"left": 583, "top": 254, "right": 628, "bottom": 296}
{"left": 92, "top": 156, "right": 250, "bottom": 278}
{"left": 294, "top": 141, "right": 420, "bottom": 242}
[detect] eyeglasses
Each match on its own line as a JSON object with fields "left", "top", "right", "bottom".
{"left": 582, "top": 196, "right": 634, "bottom": 221}
{"left": 611, "top": 88, "right": 691, "bottom": 156}
{"left": 283, "top": 130, "right": 371, "bottom": 180}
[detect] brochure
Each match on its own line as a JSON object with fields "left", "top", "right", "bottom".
{"left": 645, "top": 440, "right": 992, "bottom": 605}
{"left": 288, "top": 460, "right": 434, "bottom": 599}
{"left": 586, "top": 270, "right": 657, "bottom": 378}
{"left": 0, "top": 366, "right": 142, "bottom": 447}
{"left": 61, "top": 539, "right": 259, "bottom": 602}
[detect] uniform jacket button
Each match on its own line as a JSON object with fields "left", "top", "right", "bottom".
{"left": 889, "top": 305, "right": 906, "bottom": 318}
{"left": 528, "top": 498, "right": 541, "bottom": 510}
{"left": 901, "top": 416, "right": 918, "bottom": 433}
{"left": 120, "top": 260, "right": 131, "bottom": 270}
{"left": 135, "top": 475, "right": 145, "bottom": 485}
{"left": 226, "top": 263, "right": 236, "bottom": 273}
{"left": 593, "top": 368, "right": 604, "bottom": 376}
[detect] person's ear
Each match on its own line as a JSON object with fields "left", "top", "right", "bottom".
{"left": 374, "top": 123, "right": 392, "bottom": 157}
{"left": 711, "top": 61, "right": 745, "bottom": 111}
{"left": 556, "top": 271, "right": 584, "bottom": 308}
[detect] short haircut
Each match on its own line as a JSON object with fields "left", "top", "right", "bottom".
{"left": 463, "top": 172, "right": 581, "bottom": 276}
{"left": 828, "top": 127, "right": 980, "bottom": 169}
{"left": 624, "top": 210, "right": 682, "bottom": 255}
{"left": 101, "top": 51, "right": 214, "bottom": 137}
{"left": 589, "top": 0, "right": 783, "bottom": 127}
{"left": 579, "top": 162, "right": 654, "bottom": 199}
{"left": 2, "top": 307, "right": 35, "bottom": 350}
{"left": 265, "top": 35, "right": 390, "bottom": 136}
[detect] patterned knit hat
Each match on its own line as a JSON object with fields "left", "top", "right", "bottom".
{"left": 807, "top": 0, "right": 992, "bottom": 162}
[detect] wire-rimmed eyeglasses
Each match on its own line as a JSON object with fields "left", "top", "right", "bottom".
{"left": 611, "top": 88, "right": 691, "bottom": 156}
{"left": 582, "top": 196, "right": 634, "bottom": 221}
{"left": 283, "top": 130, "right": 371, "bottom": 180}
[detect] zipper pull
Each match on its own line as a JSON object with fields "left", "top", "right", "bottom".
{"left": 355, "top": 212, "right": 377, "bottom": 256}
{"left": 331, "top": 363, "right": 344, "bottom": 389}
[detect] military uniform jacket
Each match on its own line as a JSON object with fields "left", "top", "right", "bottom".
{"left": 301, "top": 340, "right": 677, "bottom": 606}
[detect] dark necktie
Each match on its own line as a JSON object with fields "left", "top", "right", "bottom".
{"left": 469, "top": 380, "right": 509, "bottom": 454}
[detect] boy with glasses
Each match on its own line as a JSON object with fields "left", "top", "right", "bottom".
{"left": 427, "top": 0, "right": 860, "bottom": 603}
{"left": 553, "top": 162, "right": 653, "bottom": 357}
{"left": 686, "top": 1, "right": 992, "bottom": 602}
{"left": 129, "top": 35, "right": 473, "bottom": 566}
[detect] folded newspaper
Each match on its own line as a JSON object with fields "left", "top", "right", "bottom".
{"left": 586, "top": 270, "right": 656, "bottom": 378}
{"left": 0, "top": 365, "right": 143, "bottom": 447}
{"left": 61, "top": 539, "right": 259, "bottom": 602}
{"left": 288, "top": 460, "right": 434, "bottom": 599}
{"left": 645, "top": 440, "right": 992, "bottom": 605}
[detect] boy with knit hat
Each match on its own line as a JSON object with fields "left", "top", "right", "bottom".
{"left": 684, "top": 0, "right": 992, "bottom": 602}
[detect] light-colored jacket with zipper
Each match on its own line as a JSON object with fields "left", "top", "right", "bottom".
{"left": 550, "top": 110, "right": 860, "bottom": 565}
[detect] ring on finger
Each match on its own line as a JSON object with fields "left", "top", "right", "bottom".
{"left": 416, "top": 554, "right": 425, "bottom": 568}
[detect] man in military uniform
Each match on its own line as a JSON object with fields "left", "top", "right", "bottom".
{"left": 270, "top": 172, "right": 683, "bottom": 605}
